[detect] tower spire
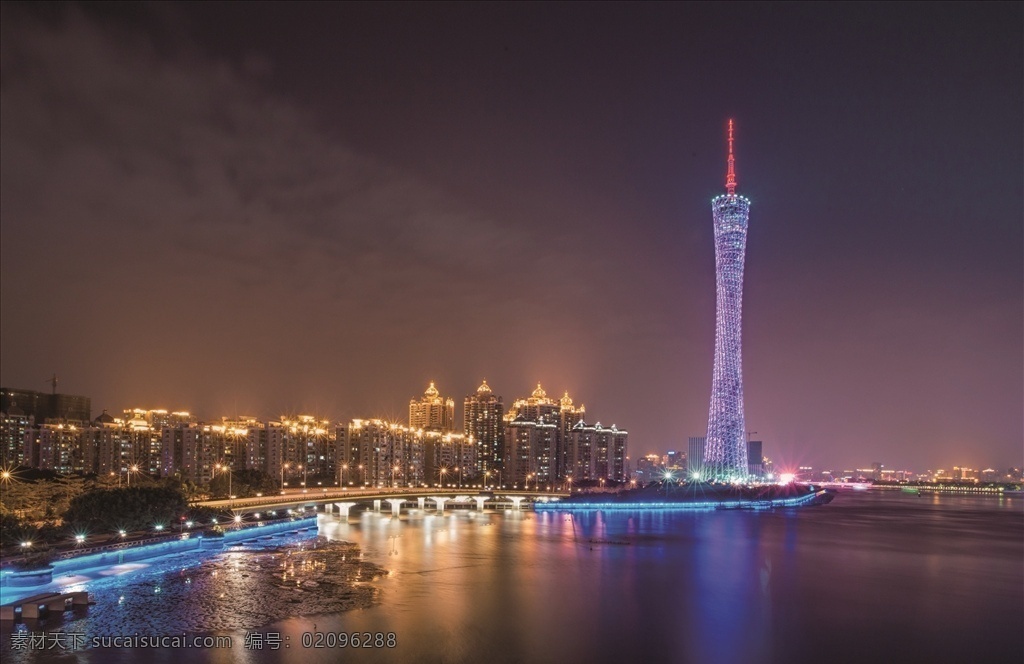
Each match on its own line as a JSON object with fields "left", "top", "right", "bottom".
{"left": 726, "top": 119, "right": 737, "bottom": 195}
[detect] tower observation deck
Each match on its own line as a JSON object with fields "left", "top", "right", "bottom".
{"left": 704, "top": 120, "right": 751, "bottom": 481}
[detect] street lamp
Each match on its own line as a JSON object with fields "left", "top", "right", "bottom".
{"left": 216, "top": 464, "right": 233, "bottom": 497}
{"left": 438, "top": 466, "right": 448, "bottom": 488}
{"left": 127, "top": 464, "right": 140, "bottom": 487}
{"left": 340, "top": 463, "right": 348, "bottom": 488}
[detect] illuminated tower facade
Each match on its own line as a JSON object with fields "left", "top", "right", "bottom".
{"left": 704, "top": 120, "right": 751, "bottom": 480}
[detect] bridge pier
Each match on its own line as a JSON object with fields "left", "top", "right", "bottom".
{"left": 384, "top": 498, "right": 403, "bottom": 516}
{"left": 474, "top": 496, "right": 488, "bottom": 511}
{"left": 431, "top": 497, "right": 449, "bottom": 513}
{"left": 509, "top": 497, "right": 525, "bottom": 510}
{"left": 417, "top": 497, "right": 426, "bottom": 510}
{"left": 22, "top": 598, "right": 58, "bottom": 619}
{"left": 333, "top": 502, "right": 358, "bottom": 519}
{"left": 373, "top": 499, "right": 382, "bottom": 512}
{"left": 8, "top": 592, "right": 88, "bottom": 620}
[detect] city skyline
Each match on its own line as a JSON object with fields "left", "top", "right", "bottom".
{"left": 2, "top": 379, "right": 633, "bottom": 491}
{"left": 4, "top": 380, "right": 1014, "bottom": 478}
{"left": 1, "top": 4, "right": 1021, "bottom": 474}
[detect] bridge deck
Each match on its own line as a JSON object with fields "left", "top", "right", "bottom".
{"left": 197, "top": 488, "right": 569, "bottom": 513}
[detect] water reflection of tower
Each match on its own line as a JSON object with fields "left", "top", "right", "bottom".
{"left": 704, "top": 120, "right": 751, "bottom": 481}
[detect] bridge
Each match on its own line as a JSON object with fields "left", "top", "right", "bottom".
{"left": 196, "top": 487, "right": 570, "bottom": 518}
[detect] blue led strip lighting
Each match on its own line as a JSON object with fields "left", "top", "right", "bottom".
{"left": 534, "top": 490, "right": 824, "bottom": 511}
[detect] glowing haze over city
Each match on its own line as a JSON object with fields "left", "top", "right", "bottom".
{"left": 1, "top": 3, "right": 1021, "bottom": 474}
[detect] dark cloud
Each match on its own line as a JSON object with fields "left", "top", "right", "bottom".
{"left": 1, "top": 4, "right": 1021, "bottom": 471}
{"left": 0, "top": 6, "right": 656, "bottom": 422}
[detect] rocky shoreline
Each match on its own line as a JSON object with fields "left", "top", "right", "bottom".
{"left": 7, "top": 535, "right": 387, "bottom": 637}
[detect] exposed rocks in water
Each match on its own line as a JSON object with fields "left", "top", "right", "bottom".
{"left": 51, "top": 536, "right": 386, "bottom": 637}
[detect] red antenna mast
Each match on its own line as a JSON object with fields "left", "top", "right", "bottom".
{"left": 726, "top": 119, "right": 737, "bottom": 195}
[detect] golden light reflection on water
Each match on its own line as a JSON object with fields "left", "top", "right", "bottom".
{"left": 2, "top": 494, "right": 1019, "bottom": 663}
{"left": 268, "top": 494, "right": 1023, "bottom": 664}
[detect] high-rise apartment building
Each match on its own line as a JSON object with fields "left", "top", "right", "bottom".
{"left": 1, "top": 403, "right": 33, "bottom": 467}
{"left": 259, "top": 416, "right": 333, "bottom": 487}
{"left": 463, "top": 380, "right": 504, "bottom": 478}
{"left": 423, "top": 430, "right": 474, "bottom": 488}
{"left": 27, "top": 421, "right": 85, "bottom": 473}
{"left": 118, "top": 411, "right": 168, "bottom": 474}
{"left": 2, "top": 387, "right": 91, "bottom": 423}
{"left": 212, "top": 417, "right": 258, "bottom": 470}
{"left": 339, "top": 419, "right": 431, "bottom": 488}
{"left": 79, "top": 411, "right": 161, "bottom": 477}
{"left": 565, "top": 421, "right": 596, "bottom": 483}
{"left": 504, "top": 384, "right": 588, "bottom": 482}
{"left": 747, "top": 440, "right": 763, "bottom": 478}
{"left": 504, "top": 416, "right": 558, "bottom": 488}
{"left": 160, "top": 424, "right": 220, "bottom": 485}
{"left": 564, "top": 421, "right": 628, "bottom": 483}
{"left": 409, "top": 382, "right": 455, "bottom": 431}
{"left": 556, "top": 392, "right": 586, "bottom": 479}
{"left": 122, "top": 409, "right": 195, "bottom": 432}
{"left": 505, "top": 384, "right": 562, "bottom": 423}
{"left": 247, "top": 425, "right": 269, "bottom": 478}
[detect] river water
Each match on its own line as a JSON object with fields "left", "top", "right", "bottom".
{"left": 2, "top": 490, "right": 1021, "bottom": 663}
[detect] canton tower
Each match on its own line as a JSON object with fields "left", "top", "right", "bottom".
{"left": 704, "top": 119, "right": 751, "bottom": 481}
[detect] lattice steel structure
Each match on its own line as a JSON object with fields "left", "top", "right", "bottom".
{"left": 704, "top": 120, "right": 751, "bottom": 481}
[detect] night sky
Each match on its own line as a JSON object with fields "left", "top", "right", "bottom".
{"left": 2, "top": 3, "right": 1021, "bottom": 472}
